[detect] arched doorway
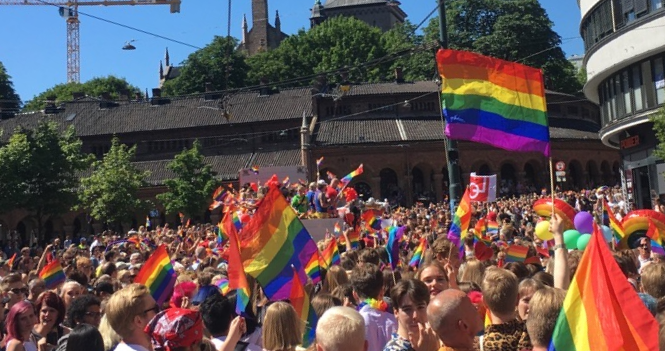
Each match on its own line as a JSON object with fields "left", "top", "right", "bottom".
{"left": 16, "top": 221, "right": 27, "bottom": 244}
{"left": 478, "top": 164, "right": 492, "bottom": 176}
{"left": 524, "top": 161, "right": 541, "bottom": 190}
{"left": 412, "top": 167, "right": 425, "bottom": 195}
{"left": 569, "top": 160, "right": 584, "bottom": 190}
{"left": 380, "top": 168, "right": 399, "bottom": 203}
{"left": 500, "top": 163, "right": 517, "bottom": 196}
{"left": 601, "top": 161, "right": 612, "bottom": 185}
{"left": 355, "top": 182, "right": 372, "bottom": 200}
{"left": 44, "top": 219, "right": 54, "bottom": 243}
{"left": 586, "top": 160, "right": 600, "bottom": 187}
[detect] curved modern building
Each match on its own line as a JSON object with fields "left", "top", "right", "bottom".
{"left": 579, "top": 0, "right": 665, "bottom": 208}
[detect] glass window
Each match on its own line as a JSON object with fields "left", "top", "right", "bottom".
{"left": 623, "top": 70, "right": 633, "bottom": 114}
{"left": 654, "top": 57, "right": 665, "bottom": 104}
{"left": 632, "top": 67, "right": 644, "bottom": 111}
{"left": 615, "top": 75, "right": 625, "bottom": 117}
{"left": 652, "top": 0, "right": 663, "bottom": 10}
{"left": 610, "top": 79, "right": 617, "bottom": 120}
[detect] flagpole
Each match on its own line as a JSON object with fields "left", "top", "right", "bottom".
{"left": 549, "top": 157, "right": 555, "bottom": 215}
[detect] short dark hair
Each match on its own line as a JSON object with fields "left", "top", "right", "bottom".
{"left": 66, "top": 271, "right": 88, "bottom": 287}
{"left": 358, "top": 249, "right": 380, "bottom": 266}
{"left": 390, "top": 279, "right": 429, "bottom": 310}
{"left": 66, "top": 295, "right": 101, "bottom": 327}
{"left": 66, "top": 324, "right": 104, "bottom": 351}
{"left": 200, "top": 292, "right": 234, "bottom": 336}
{"left": 350, "top": 263, "right": 383, "bottom": 299}
{"left": 100, "top": 262, "right": 116, "bottom": 277}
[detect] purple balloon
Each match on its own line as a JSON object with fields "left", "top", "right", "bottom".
{"left": 574, "top": 211, "right": 594, "bottom": 234}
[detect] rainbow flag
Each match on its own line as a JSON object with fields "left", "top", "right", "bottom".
{"left": 223, "top": 206, "right": 251, "bottom": 315}
{"left": 646, "top": 219, "right": 665, "bottom": 256}
{"left": 39, "top": 260, "right": 66, "bottom": 289}
{"left": 134, "top": 245, "right": 177, "bottom": 306}
{"left": 290, "top": 266, "right": 318, "bottom": 348}
{"left": 437, "top": 48, "right": 550, "bottom": 157}
{"left": 7, "top": 253, "right": 16, "bottom": 271}
{"left": 487, "top": 220, "right": 500, "bottom": 235}
{"left": 217, "top": 219, "right": 228, "bottom": 244}
{"left": 505, "top": 245, "right": 528, "bottom": 263}
{"left": 348, "top": 228, "right": 360, "bottom": 249}
{"left": 321, "top": 237, "right": 341, "bottom": 268}
{"left": 409, "top": 238, "right": 427, "bottom": 268}
{"left": 316, "top": 157, "right": 324, "bottom": 168}
{"left": 333, "top": 222, "right": 341, "bottom": 236}
{"left": 474, "top": 217, "right": 487, "bottom": 237}
{"left": 340, "top": 164, "right": 363, "bottom": 185}
{"left": 304, "top": 252, "right": 322, "bottom": 284}
{"left": 238, "top": 185, "right": 319, "bottom": 300}
{"left": 604, "top": 199, "right": 625, "bottom": 243}
{"left": 549, "top": 225, "right": 659, "bottom": 350}
{"left": 362, "top": 210, "right": 381, "bottom": 231}
{"left": 232, "top": 211, "right": 243, "bottom": 232}
{"left": 447, "top": 187, "right": 473, "bottom": 257}
{"left": 215, "top": 278, "right": 230, "bottom": 295}
{"left": 251, "top": 165, "right": 259, "bottom": 174}
{"left": 386, "top": 226, "right": 405, "bottom": 270}
{"left": 212, "top": 186, "right": 228, "bottom": 202}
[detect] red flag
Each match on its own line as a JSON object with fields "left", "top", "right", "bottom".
{"left": 468, "top": 173, "right": 497, "bottom": 202}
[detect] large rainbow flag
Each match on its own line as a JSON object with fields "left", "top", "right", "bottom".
{"left": 134, "top": 245, "right": 177, "bottom": 306}
{"left": 39, "top": 260, "right": 66, "bottom": 289}
{"left": 447, "top": 187, "right": 473, "bottom": 257}
{"left": 238, "top": 185, "right": 319, "bottom": 300}
{"left": 548, "top": 225, "right": 659, "bottom": 350}
{"left": 223, "top": 206, "right": 251, "bottom": 315}
{"left": 437, "top": 48, "right": 550, "bottom": 157}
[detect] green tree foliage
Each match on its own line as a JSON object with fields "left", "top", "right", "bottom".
{"left": 161, "top": 36, "right": 249, "bottom": 96}
{"left": 247, "top": 16, "right": 386, "bottom": 85}
{"left": 0, "top": 121, "right": 91, "bottom": 234}
{"left": 23, "top": 76, "right": 139, "bottom": 112}
{"left": 380, "top": 21, "right": 436, "bottom": 81}
{"left": 156, "top": 140, "right": 220, "bottom": 217}
{"left": 0, "top": 61, "right": 21, "bottom": 116}
{"left": 651, "top": 107, "right": 665, "bottom": 161}
{"left": 424, "top": 0, "right": 583, "bottom": 94}
{"left": 78, "top": 137, "right": 149, "bottom": 228}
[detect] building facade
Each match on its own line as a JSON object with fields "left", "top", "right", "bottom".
{"left": 579, "top": 0, "right": 665, "bottom": 209}
{"left": 310, "top": 0, "right": 406, "bottom": 31}
{"left": 0, "top": 79, "right": 619, "bottom": 242}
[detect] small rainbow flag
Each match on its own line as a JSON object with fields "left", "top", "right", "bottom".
{"left": 223, "top": 206, "right": 251, "bottom": 315}
{"left": 321, "top": 237, "right": 341, "bottom": 268}
{"left": 134, "top": 245, "right": 177, "bottom": 306}
{"left": 232, "top": 211, "right": 243, "bottom": 232}
{"left": 251, "top": 165, "right": 259, "bottom": 174}
{"left": 7, "top": 253, "right": 16, "bottom": 271}
{"left": 437, "top": 48, "right": 550, "bottom": 157}
{"left": 409, "top": 238, "right": 427, "bottom": 268}
{"left": 215, "top": 279, "right": 230, "bottom": 295}
{"left": 333, "top": 222, "right": 341, "bottom": 236}
{"left": 487, "top": 220, "right": 500, "bottom": 235}
{"left": 39, "top": 260, "right": 66, "bottom": 289}
{"left": 604, "top": 199, "right": 625, "bottom": 243}
{"left": 282, "top": 176, "right": 290, "bottom": 187}
{"left": 341, "top": 164, "right": 363, "bottom": 185}
{"left": 646, "top": 219, "right": 665, "bottom": 256}
{"left": 549, "top": 225, "right": 659, "bottom": 350}
{"left": 290, "top": 266, "right": 318, "bottom": 348}
{"left": 217, "top": 220, "right": 228, "bottom": 244}
{"left": 304, "top": 252, "right": 322, "bottom": 284}
{"left": 316, "top": 157, "right": 324, "bottom": 167}
{"left": 504, "top": 245, "right": 528, "bottom": 263}
{"left": 362, "top": 210, "right": 381, "bottom": 232}
{"left": 212, "top": 186, "right": 228, "bottom": 202}
{"left": 386, "top": 226, "right": 405, "bottom": 270}
{"left": 448, "top": 187, "right": 473, "bottom": 257}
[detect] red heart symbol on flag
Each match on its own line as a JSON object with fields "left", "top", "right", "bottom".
{"left": 474, "top": 242, "right": 494, "bottom": 261}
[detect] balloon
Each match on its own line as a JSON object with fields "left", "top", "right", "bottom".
{"left": 563, "top": 229, "right": 581, "bottom": 248}
{"left": 622, "top": 210, "right": 665, "bottom": 237}
{"left": 577, "top": 234, "right": 592, "bottom": 250}
{"left": 535, "top": 220, "right": 553, "bottom": 241}
{"left": 532, "top": 198, "right": 576, "bottom": 230}
{"left": 574, "top": 211, "right": 594, "bottom": 234}
{"left": 601, "top": 225, "right": 613, "bottom": 243}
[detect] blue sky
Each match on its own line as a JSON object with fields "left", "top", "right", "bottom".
{"left": 0, "top": 0, "right": 584, "bottom": 102}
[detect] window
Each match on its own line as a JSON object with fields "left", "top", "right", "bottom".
{"left": 651, "top": 0, "right": 663, "bottom": 10}
{"left": 655, "top": 57, "right": 665, "bottom": 104}
{"left": 632, "top": 67, "right": 644, "bottom": 111}
{"left": 615, "top": 76, "right": 625, "bottom": 117}
{"left": 623, "top": 70, "right": 633, "bottom": 114}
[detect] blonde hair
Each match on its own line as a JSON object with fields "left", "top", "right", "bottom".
{"left": 321, "top": 266, "right": 349, "bottom": 294}
{"left": 262, "top": 302, "right": 302, "bottom": 351}
{"left": 105, "top": 284, "right": 151, "bottom": 338}
{"left": 315, "top": 307, "right": 365, "bottom": 351}
{"left": 526, "top": 288, "right": 566, "bottom": 347}
{"left": 459, "top": 259, "right": 485, "bottom": 287}
{"left": 98, "top": 314, "right": 121, "bottom": 351}
{"left": 641, "top": 263, "right": 665, "bottom": 299}
{"left": 518, "top": 278, "right": 545, "bottom": 298}
{"left": 481, "top": 268, "right": 518, "bottom": 316}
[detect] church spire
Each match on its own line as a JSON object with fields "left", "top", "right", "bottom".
{"left": 165, "top": 47, "right": 170, "bottom": 67}
{"left": 159, "top": 60, "right": 164, "bottom": 80}
{"left": 275, "top": 10, "right": 281, "bottom": 31}
{"left": 242, "top": 14, "right": 248, "bottom": 43}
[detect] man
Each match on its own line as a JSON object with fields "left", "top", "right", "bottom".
{"left": 0, "top": 273, "right": 28, "bottom": 310}
{"left": 201, "top": 292, "right": 262, "bottom": 351}
{"left": 482, "top": 268, "right": 531, "bottom": 351}
{"left": 427, "top": 289, "right": 483, "bottom": 351}
{"left": 316, "top": 306, "right": 367, "bottom": 351}
{"left": 525, "top": 288, "right": 566, "bottom": 351}
{"left": 106, "top": 283, "right": 159, "bottom": 351}
{"left": 637, "top": 236, "right": 652, "bottom": 272}
{"left": 57, "top": 295, "right": 103, "bottom": 351}
{"left": 27, "top": 278, "right": 46, "bottom": 304}
{"left": 350, "top": 263, "right": 396, "bottom": 351}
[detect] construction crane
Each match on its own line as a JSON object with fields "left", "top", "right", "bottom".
{"left": 0, "top": 0, "right": 181, "bottom": 83}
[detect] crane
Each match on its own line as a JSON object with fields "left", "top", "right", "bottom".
{"left": 0, "top": 0, "right": 181, "bottom": 83}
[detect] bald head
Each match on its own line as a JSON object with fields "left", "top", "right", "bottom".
{"left": 427, "top": 289, "right": 482, "bottom": 348}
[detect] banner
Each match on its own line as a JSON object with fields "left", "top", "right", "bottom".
{"left": 469, "top": 173, "right": 497, "bottom": 202}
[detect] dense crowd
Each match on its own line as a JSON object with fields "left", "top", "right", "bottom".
{"left": 0, "top": 178, "right": 662, "bottom": 351}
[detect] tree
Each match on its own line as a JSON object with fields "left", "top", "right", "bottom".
{"left": 161, "top": 36, "right": 249, "bottom": 96}
{"left": 156, "top": 140, "right": 220, "bottom": 217}
{"left": 380, "top": 21, "right": 437, "bottom": 81}
{"left": 0, "top": 121, "right": 92, "bottom": 235}
{"left": 651, "top": 107, "right": 665, "bottom": 161}
{"left": 247, "top": 16, "right": 387, "bottom": 85}
{"left": 78, "top": 137, "right": 150, "bottom": 229}
{"left": 22, "top": 76, "right": 139, "bottom": 112}
{"left": 424, "top": 0, "right": 582, "bottom": 94}
{"left": 0, "top": 61, "right": 21, "bottom": 116}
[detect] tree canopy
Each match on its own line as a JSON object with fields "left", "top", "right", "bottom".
{"left": 156, "top": 140, "right": 220, "bottom": 217}
{"left": 23, "top": 76, "right": 140, "bottom": 112}
{"left": 651, "top": 107, "right": 665, "bottom": 161}
{"left": 161, "top": 36, "right": 249, "bottom": 96}
{"left": 0, "top": 61, "right": 21, "bottom": 116}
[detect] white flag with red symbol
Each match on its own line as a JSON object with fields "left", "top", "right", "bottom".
{"left": 469, "top": 173, "right": 497, "bottom": 202}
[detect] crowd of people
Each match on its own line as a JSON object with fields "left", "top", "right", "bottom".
{"left": 0, "top": 177, "right": 662, "bottom": 351}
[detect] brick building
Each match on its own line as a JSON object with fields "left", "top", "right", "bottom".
{"left": 238, "top": 0, "right": 288, "bottom": 56}
{"left": 310, "top": 0, "right": 406, "bottom": 32}
{"left": 0, "top": 78, "right": 619, "bottom": 242}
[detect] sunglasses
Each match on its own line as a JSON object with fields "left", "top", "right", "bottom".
{"left": 143, "top": 305, "right": 160, "bottom": 315}
{"left": 84, "top": 312, "right": 103, "bottom": 318}
{"left": 10, "top": 288, "right": 28, "bottom": 295}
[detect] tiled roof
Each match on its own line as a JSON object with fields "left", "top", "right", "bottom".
{"left": 250, "top": 149, "right": 302, "bottom": 167}
{"left": 323, "top": 0, "right": 387, "bottom": 8}
{"left": 0, "top": 87, "right": 312, "bottom": 141}
{"left": 342, "top": 81, "right": 439, "bottom": 97}
{"left": 400, "top": 119, "right": 445, "bottom": 140}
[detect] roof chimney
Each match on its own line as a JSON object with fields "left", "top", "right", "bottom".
{"left": 150, "top": 88, "right": 171, "bottom": 106}
{"left": 204, "top": 82, "right": 222, "bottom": 100}
{"left": 394, "top": 67, "right": 404, "bottom": 84}
{"left": 100, "top": 92, "right": 112, "bottom": 101}
{"left": 119, "top": 88, "right": 130, "bottom": 101}
{"left": 135, "top": 92, "right": 143, "bottom": 101}
{"left": 259, "top": 77, "right": 271, "bottom": 96}
{"left": 72, "top": 92, "right": 85, "bottom": 100}
{"left": 152, "top": 88, "right": 161, "bottom": 98}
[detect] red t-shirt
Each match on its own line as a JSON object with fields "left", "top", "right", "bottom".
{"left": 326, "top": 187, "right": 338, "bottom": 201}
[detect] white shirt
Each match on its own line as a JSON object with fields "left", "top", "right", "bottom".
{"left": 114, "top": 342, "right": 151, "bottom": 351}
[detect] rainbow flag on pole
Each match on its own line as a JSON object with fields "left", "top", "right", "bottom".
{"left": 409, "top": 238, "right": 427, "bottom": 268}
{"left": 437, "top": 49, "right": 550, "bottom": 157}
{"left": 386, "top": 226, "right": 405, "bottom": 270}
{"left": 215, "top": 278, "right": 230, "bottom": 295}
{"left": 548, "top": 225, "right": 659, "bottom": 350}
{"left": 505, "top": 245, "right": 528, "bottom": 263}
{"left": 321, "top": 237, "right": 341, "bottom": 268}
{"left": 604, "top": 199, "right": 625, "bottom": 243}
{"left": 223, "top": 206, "right": 251, "bottom": 315}
{"left": 304, "top": 252, "right": 323, "bottom": 284}
{"left": 134, "top": 245, "right": 177, "bottom": 306}
{"left": 290, "top": 266, "right": 318, "bottom": 348}
{"left": 341, "top": 164, "right": 363, "bottom": 185}
{"left": 646, "top": 219, "right": 665, "bottom": 256}
{"left": 39, "top": 260, "right": 66, "bottom": 289}
{"left": 238, "top": 185, "right": 319, "bottom": 300}
{"left": 447, "top": 187, "right": 473, "bottom": 257}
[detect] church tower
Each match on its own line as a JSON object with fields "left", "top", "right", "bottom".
{"left": 239, "top": 0, "right": 288, "bottom": 56}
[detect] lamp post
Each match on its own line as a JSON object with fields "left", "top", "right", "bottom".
{"left": 438, "top": 0, "right": 462, "bottom": 208}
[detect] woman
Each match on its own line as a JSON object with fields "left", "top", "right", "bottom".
{"left": 5, "top": 301, "right": 39, "bottom": 351}
{"left": 32, "top": 291, "right": 68, "bottom": 348}
{"left": 517, "top": 279, "right": 545, "bottom": 321}
{"left": 383, "top": 279, "right": 438, "bottom": 351}
{"left": 415, "top": 260, "right": 449, "bottom": 299}
{"left": 98, "top": 315, "right": 121, "bottom": 351}
{"left": 320, "top": 266, "right": 349, "bottom": 294}
{"left": 59, "top": 281, "right": 83, "bottom": 310}
{"left": 458, "top": 259, "right": 486, "bottom": 287}
{"left": 65, "top": 325, "right": 104, "bottom": 351}
{"left": 262, "top": 302, "right": 302, "bottom": 351}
